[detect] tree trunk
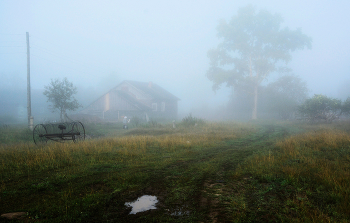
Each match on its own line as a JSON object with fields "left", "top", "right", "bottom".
{"left": 60, "top": 111, "right": 63, "bottom": 122}
{"left": 60, "top": 109, "right": 64, "bottom": 122}
{"left": 252, "top": 85, "right": 258, "bottom": 120}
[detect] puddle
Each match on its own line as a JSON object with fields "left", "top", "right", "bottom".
{"left": 125, "top": 195, "right": 158, "bottom": 214}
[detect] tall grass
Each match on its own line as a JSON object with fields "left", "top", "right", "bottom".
{"left": 0, "top": 122, "right": 252, "bottom": 179}
{"left": 241, "top": 128, "right": 350, "bottom": 221}
{"left": 0, "top": 125, "right": 32, "bottom": 144}
{"left": 0, "top": 121, "right": 253, "bottom": 184}
{"left": 0, "top": 121, "right": 256, "bottom": 222}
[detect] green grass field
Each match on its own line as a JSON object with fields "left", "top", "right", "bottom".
{"left": 1, "top": 120, "right": 350, "bottom": 222}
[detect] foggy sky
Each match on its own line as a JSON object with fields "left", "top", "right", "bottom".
{"left": 1, "top": 0, "right": 350, "bottom": 115}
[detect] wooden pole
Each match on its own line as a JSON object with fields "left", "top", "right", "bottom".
{"left": 26, "top": 32, "right": 33, "bottom": 130}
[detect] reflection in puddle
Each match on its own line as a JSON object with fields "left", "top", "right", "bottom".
{"left": 125, "top": 195, "right": 158, "bottom": 214}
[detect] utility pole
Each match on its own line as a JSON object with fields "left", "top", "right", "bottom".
{"left": 26, "top": 32, "right": 33, "bottom": 130}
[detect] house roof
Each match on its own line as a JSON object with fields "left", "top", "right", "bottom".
{"left": 115, "top": 90, "right": 151, "bottom": 111}
{"left": 123, "top": 80, "right": 180, "bottom": 101}
{"left": 81, "top": 80, "right": 179, "bottom": 112}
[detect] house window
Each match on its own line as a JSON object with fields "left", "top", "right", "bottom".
{"left": 152, "top": 103, "right": 157, "bottom": 111}
{"left": 161, "top": 102, "right": 165, "bottom": 112}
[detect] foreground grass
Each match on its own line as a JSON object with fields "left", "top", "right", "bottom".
{"left": 228, "top": 122, "right": 350, "bottom": 222}
{"left": 1, "top": 121, "right": 350, "bottom": 222}
{"left": 0, "top": 122, "right": 255, "bottom": 222}
{"left": 0, "top": 125, "right": 32, "bottom": 144}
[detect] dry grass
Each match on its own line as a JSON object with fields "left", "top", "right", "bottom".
{"left": 5, "top": 121, "right": 350, "bottom": 221}
{"left": 0, "top": 122, "right": 254, "bottom": 180}
{"left": 241, "top": 128, "right": 350, "bottom": 221}
{"left": 0, "top": 121, "right": 259, "bottom": 222}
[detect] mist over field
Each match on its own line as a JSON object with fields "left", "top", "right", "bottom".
{"left": 2, "top": 2, "right": 350, "bottom": 221}
{"left": 1, "top": 1, "right": 350, "bottom": 122}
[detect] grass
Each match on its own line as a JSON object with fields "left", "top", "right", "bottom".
{"left": 0, "top": 125, "right": 33, "bottom": 144}
{"left": 235, "top": 128, "right": 350, "bottom": 222}
{"left": 218, "top": 121, "right": 350, "bottom": 222}
{"left": 1, "top": 120, "right": 350, "bottom": 222}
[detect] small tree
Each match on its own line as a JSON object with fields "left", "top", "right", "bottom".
{"left": 298, "top": 94, "right": 342, "bottom": 123}
{"left": 43, "top": 78, "right": 82, "bottom": 121}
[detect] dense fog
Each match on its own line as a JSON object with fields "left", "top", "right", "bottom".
{"left": 1, "top": 1, "right": 350, "bottom": 123}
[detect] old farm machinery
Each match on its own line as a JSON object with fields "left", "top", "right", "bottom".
{"left": 33, "top": 122, "right": 85, "bottom": 145}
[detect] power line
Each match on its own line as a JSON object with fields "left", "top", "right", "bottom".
{"left": 31, "top": 43, "right": 86, "bottom": 65}
{"left": 0, "top": 45, "right": 25, "bottom": 47}
{"left": 30, "top": 35, "right": 56, "bottom": 46}
{"left": 1, "top": 33, "right": 109, "bottom": 76}
{"left": 31, "top": 53, "right": 86, "bottom": 74}
{"left": 0, "top": 33, "right": 24, "bottom": 35}
{"left": 30, "top": 37, "right": 88, "bottom": 65}
{"left": 0, "top": 33, "right": 88, "bottom": 71}
{"left": 29, "top": 36, "right": 108, "bottom": 74}
{"left": 0, "top": 52, "right": 26, "bottom": 54}
{"left": 0, "top": 41, "right": 25, "bottom": 43}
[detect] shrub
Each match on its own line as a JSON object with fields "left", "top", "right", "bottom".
{"left": 298, "top": 94, "right": 342, "bottom": 123}
{"left": 180, "top": 113, "right": 205, "bottom": 127}
{"left": 131, "top": 116, "right": 141, "bottom": 127}
{"left": 343, "top": 97, "right": 350, "bottom": 116}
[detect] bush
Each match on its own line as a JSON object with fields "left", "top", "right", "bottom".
{"left": 298, "top": 94, "right": 342, "bottom": 123}
{"left": 131, "top": 116, "right": 141, "bottom": 127}
{"left": 343, "top": 97, "right": 350, "bottom": 116}
{"left": 180, "top": 113, "right": 205, "bottom": 127}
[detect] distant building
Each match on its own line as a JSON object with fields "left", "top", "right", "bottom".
{"left": 80, "top": 80, "right": 180, "bottom": 121}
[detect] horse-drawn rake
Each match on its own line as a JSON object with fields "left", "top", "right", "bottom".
{"left": 33, "top": 122, "right": 85, "bottom": 145}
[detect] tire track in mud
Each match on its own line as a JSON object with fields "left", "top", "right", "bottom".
{"left": 141, "top": 124, "right": 287, "bottom": 222}
{"left": 103, "top": 125, "right": 290, "bottom": 222}
{"left": 197, "top": 124, "right": 290, "bottom": 223}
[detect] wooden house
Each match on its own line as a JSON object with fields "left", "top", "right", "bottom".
{"left": 80, "top": 80, "right": 179, "bottom": 121}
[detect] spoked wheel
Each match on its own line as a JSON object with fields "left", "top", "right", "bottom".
{"left": 33, "top": 124, "right": 48, "bottom": 145}
{"left": 71, "top": 122, "right": 85, "bottom": 143}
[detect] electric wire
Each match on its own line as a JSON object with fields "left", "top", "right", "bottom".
{"left": 0, "top": 33, "right": 24, "bottom": 35}
{"left": 31, "top": 54, "right": 86, "bottom": 74}
{"left": 31, "top": 43, "right": 86, "bottom": 66}
{"left": 2, "top": 33, "right": 109, "bottom": 75}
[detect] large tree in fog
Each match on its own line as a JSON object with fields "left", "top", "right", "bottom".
{"left": 207, "top": 5, "right": 312, "bottom": 119}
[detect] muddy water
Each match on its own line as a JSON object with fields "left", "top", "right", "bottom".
{"left": 125, "top": 195, "right": 158, "bottom": 214}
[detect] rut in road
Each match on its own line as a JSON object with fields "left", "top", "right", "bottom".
{"left": 191, "top": 125, "right": 289, "bottom": 222}
{"left": 103, "top": 125, "right": 290, "bottom": 222}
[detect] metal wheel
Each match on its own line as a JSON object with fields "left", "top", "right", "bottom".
{"left": 45, "top": 123, "right": 55, "bottom": 135}
{"left": 71, "top": 122, "right": 85, "bottom": 143}
{"left": 33, "top": 124, "right": 48, "bottom": 145}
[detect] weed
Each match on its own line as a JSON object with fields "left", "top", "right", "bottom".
{"left": 179, "top": 113, "right": 205, "bottom": 127}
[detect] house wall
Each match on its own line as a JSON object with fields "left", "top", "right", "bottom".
{"left": 81, "top": 81, "right": 178, "bottom": 121}
{"left": 85, "top": 91, "right": 140, "bottom": 112}
{"left": 148, "top": 100, "right": 178, "bottom": 120}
